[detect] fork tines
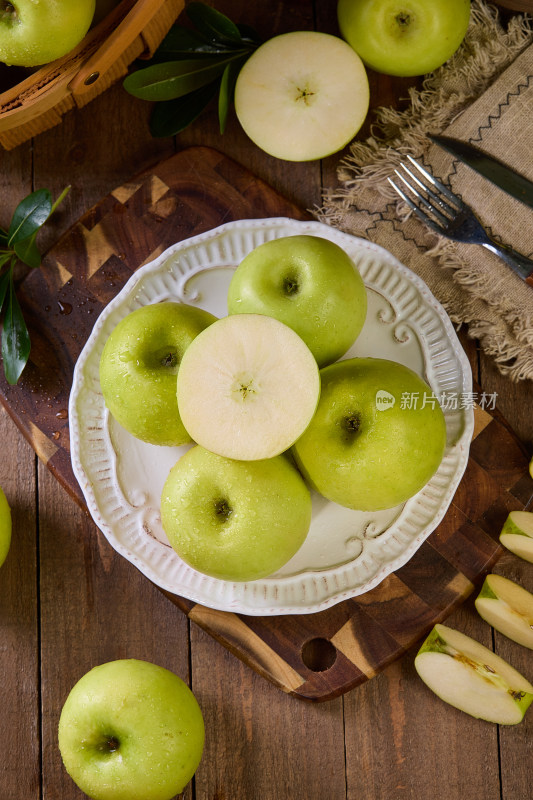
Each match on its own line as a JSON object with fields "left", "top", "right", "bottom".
{"left": 388, "top": 156, "right": 462, "bottom": 233}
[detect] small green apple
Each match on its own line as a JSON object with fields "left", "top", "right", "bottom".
{"left": 99, "top": 301, "right": 217, "bottom": 447}
{"left": 176, "top": 313, "right": 320, "bottom": 461}
{"left": 0, "top": 484, "right": 11, "bottom": 568}
{"left": 0, "top": 0, "right": 96, "bottom": 67}
{"left": 292, "top": 357, "right": 447, "bottom": 511}
{"left": 337, "top": 0, "right": 471, "bottom": 77}
{"left": 234, "top": 30, "right": 369, "bottom": 161}
{"left": 227, "top": 235, "right": 368, "bottom": 367}
{"left": 475, "top": 574, "right": 533, "bottom": 650}
{"left": 499, "top": 510, "right": 533, "bottom": 564}
{"left": 415, "top": 623, "right": 533, "bottom": 724}
{"left": 161, "top": 445, "right": 311, "bottom": 581}
{"left": 58, "top": 658, "right": 204, "bottom": 800}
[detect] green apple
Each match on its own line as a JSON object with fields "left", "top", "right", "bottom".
{"left": 234, "top": 30, "right": 369, "bottom": 161}
{"left": 227, "top": 235, "right": 367, "bottom": 367}
{"left": 99, "top": 301, "right": 217, "bottom": 447}
{"left": 176, "top": 313, "right": 320, "bottom": 461}
{"left": 58, "top": 659, "right": 204, "bottom": 800}
{"left": 0, "top": 485, "right": 11, "bottom": 568}
{"left": 499, "top": 510, "right": 533, "bottom": 564}
{"left": 415, "top": 623, "right": 533, "bottom": 724}
{"left": 0, "top": 0, "right": 96, "bottom": 67}
{"left": 530, "top": 455, "right": 533, "bottom": 479}
{"left": 337, "top": 0, "right": 471, "bottom": 77}
{"left": 292, "top": 357, "right": 447, "bottom": 511}
{"left": 475, "top": 574, "right": 533, "bottom": 650}
{"left": 161, "top": 445, "right": 312, "bottom": 581}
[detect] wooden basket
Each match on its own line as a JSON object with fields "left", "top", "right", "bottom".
{"left": 0, "top": 0, "right": 185, "bottom": 151}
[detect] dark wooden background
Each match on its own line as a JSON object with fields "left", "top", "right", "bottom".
{"left": 0, "top": 2, "right": 532, "bottom": 799}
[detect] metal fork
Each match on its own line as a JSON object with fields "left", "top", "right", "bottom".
{"left": 388, "top": 156, "right": 533, "bottom": 288}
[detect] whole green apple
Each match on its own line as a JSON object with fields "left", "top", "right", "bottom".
{"left": 0, "top": 0, "right": 96, "bottom": 67}
{"left": 292, "top": 357, "right": 447, "bottom": 511}
{"left": 0, "top": 485, "right": 11, "bottom": 568}
{"left": 161, "top": 445, "right": 312, "bottom": 581}
{"left": 234, "top": 30, "right": 369, "bottom": 161}
{"left": 227, "top": 235, "right": 368, "bottom": 367}
{"left": 58, "top": 658, "right": 205, "bottom": 800}
{"left": 99, "top": 301, "right": 217, "bottom": 447}
{"left": 337, "top": 0, "right": 471, "bottom": 77}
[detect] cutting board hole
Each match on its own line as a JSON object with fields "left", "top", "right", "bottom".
{"left": 301, "top": 637, "right": 337, "bottom": 672}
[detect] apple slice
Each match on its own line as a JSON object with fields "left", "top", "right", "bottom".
{"left": 499, "top": 510, "right": 533, "bottom": 564}
{"left": 234, "top": 30, "right": 369, "bottom": 161}
{"left": 475, "top": 574, "right": 533, "bottom": 650}
{"left": 414, "top": 623, "right": 533, "bottom": 724}
{"left": 176, "top": 314, "right": 320, "bottom": 461}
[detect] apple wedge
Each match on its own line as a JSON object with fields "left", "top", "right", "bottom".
{"left": 414, "top": 624, "right": 533, "bottom": 725}
{"left": 499, "top": 510, "right": 533, "bottom": 564}
{"left": 176, "top": 314, "right": 320, "bottom": 461}
{"left": 234, "top": 31, "right": 369, "bottom": 161}
{"left": 475, "top": 574, "right": 533, "bottom": 650}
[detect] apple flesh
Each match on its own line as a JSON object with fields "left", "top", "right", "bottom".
{"left": 292, "top": 357, "right": 447, "bottom": 511}
{"left": 337, "top": 0, "right": 471, "bottom": 77}
{"left": 415, "top": 623, "right": 533, "bottom": 724}
{"left": 227, "top": 235, "right": 367, "bottom": 367}
{"left": 475, "top": 574, "right": 533, "bottom": 650}
{"left": 0, "top": 485, "right": 11, "bottom": 568}
{"left": 0, "top": 0, "right": 96, "bottom": 67}
{"left": 176, "top": 313, "right": 320, "bottom": 461}
{"left": 161, "top": 445, "right": 312, "bottom": 581}
{"left": 99, "top": 301, "right": 217, "bottom": 447}
{"left": 499, "top": 510, "right": 533, "bottom": 564}
{"left": 58, "top": 659, "right": 204, "bottom": 800}
{"left": 234, "top": 30, "right": 369, "bottom": 161}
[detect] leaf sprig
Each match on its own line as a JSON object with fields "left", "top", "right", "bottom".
{"left": 123, "top": 2, "right": 262, "bottom": 138}
{"left": 0, "top": 186, "right": 70, "bottom": 385}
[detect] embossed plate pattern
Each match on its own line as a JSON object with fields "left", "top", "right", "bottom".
{"left": 69, "top": 218, "right": 473, "bottom": 615}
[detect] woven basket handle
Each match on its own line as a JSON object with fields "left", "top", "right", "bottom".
{"left": 70, "top": 0, "right": 168, "bottom": 96}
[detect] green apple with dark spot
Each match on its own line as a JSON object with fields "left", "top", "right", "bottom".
{"left": 161, "top": 445, "right": 312, "bottom": 581}
{"left": 337, "top": 0, "right": 471, "bottom": 77}
{"left": 58, "top": 659, "right": 205, "bottom": 800}
{"left": 292, "top": 357, "right": 447, "bottom": 511}
{"left": 0, "top": 0, "right": 96, "bottom": 67}
{"left": 99, "top": 301, "right": 217, "bottom": 447}
{"left": 0, "top": 485, "right": 11, "bottom": 568}
{"left": 227, "top": 235, "right": 367, "bottom": 367}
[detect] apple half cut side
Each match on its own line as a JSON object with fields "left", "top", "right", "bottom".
{"left": 234, "top": 30, "right": 369, "bottom": 161}
{"left": 475, "top": 574, "right": 533, "bottom": 650}
{"left": 415, "top": 624, "right": 533, "bottom": 725}
{"left": 176, "top": 314, "right": 320, "bottom": 461}
{"left": 499, "top": 510, "right": 533, "bottom": 564}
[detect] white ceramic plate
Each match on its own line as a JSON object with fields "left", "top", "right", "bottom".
{"left": 69, "top": 218, "right": 474, "bottom": 616}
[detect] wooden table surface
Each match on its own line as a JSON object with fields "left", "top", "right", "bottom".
{"left": 1, "top": 2, "right": 532, "bottom": 799}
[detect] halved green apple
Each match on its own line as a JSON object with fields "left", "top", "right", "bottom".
{"left": 414, "top": 623, "right": 533, "bottom": 724}
{"left": 499, "top": 511, "right": 533, "bottom": 564}
{"left": 475, "top": 574, "right": 533, "bottom": 650}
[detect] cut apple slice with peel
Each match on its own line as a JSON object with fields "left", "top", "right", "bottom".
{"left": 176, "top": 314, "right": 320, "bottom": 461}
{"left": 500, "top": 510, "right": 533, "bottom": 564}
{"left": 475, "top": 574, "right": 533, "bottom": 650}
{"left": 415, "top": 624, "right": 533, "bottom": 724}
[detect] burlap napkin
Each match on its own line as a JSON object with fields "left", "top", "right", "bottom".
{"left": 319, "top": 1, "right": 533, "bottom": 381}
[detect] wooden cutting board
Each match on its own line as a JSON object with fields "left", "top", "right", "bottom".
{"left": 1, "top": 146, "right": 531, "bottom": 701}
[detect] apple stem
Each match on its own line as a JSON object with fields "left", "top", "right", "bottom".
{"left": 0, "top": 2, "right": 16, "bottom": 22}
{"left": 97, "top": 736, "right": 120, "bottom": 753}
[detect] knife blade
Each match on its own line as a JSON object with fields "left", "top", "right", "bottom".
{"left": 428, "top": 134, "right": 533, "bottom": 210}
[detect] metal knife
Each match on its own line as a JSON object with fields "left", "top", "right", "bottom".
{"left": 428, "top": 134, "right": 533, "bottom": 210}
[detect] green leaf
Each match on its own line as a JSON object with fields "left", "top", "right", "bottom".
{"left": 123, "top": 56, "right": 237, "bottom": 101}
{"left": 14, "top": 232, "right": 41, "bottom": 268}
{"left": 1, "top": 270, "right": 30, "bottom": 385}
{"left": 149, "top": 80, "right": 219, "bottom": 138}
{"left": 154, "top": 25, "right": 240, "bottom": 58}
{"left": 186, "top": 2, "right": 243, "bottom": 46}
{"left": 0, "top": 265, "right": 10, "bottom": 312}
{"left": 218, "top": 60, "right": 242, "bottom": 134}
{"left": 8, "top": 188, "right": 52, "bottom": 246}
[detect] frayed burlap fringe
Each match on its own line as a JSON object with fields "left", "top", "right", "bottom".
{"left": 317, "top": 1, "right": 533, "bottom": 382}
